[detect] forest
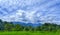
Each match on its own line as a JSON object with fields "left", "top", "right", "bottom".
{"left": 0, "top": 19, "right": 60, "bottom": 32}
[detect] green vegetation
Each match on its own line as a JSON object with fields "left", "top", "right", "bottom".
{"left": 0, "top": 31, "right": 60, "bottom": 35}
{"left": 0, "top": 19, "right": 60, "bottom": 35}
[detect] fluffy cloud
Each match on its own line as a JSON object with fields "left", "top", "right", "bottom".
{"left": 0, "top": 0, "right": 60, "bottom": 24}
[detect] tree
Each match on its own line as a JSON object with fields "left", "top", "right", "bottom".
{"left": 28, "top": 26, "right": 32, "bottom": 31}
{"left": 4, "top": 21, "right": 15, "bottom": 31}
{"left": 15, "top": 24, "right": 22, "bottom": 31}
{"left": 41, "top": 23, "right": 58, "bottom": 31}
{"left": 0, "top": 19, "right": 4, "bottom": 31}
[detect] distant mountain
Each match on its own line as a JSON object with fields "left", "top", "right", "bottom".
{"left": 13, "top": 22, "right": 42, "bottom": 27}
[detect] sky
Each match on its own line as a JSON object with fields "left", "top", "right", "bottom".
{"left": 0, "top": 0, "right": 60, "bottom": 24}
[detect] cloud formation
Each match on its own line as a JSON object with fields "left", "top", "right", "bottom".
{"left": 0, "top": 0, "right": 60, "bottom": 24}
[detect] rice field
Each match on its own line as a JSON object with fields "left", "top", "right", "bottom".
{"left": 0, "top": 31, "right": 60, "bottom": 35}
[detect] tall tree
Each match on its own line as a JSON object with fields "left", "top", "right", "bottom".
{"left": 15, "top": 24, "right": 22, "bottom": 31}
{"left": 0, "top": 19, "right": 4, "bottom": 31}
{"left": 4, "top": 21, "right": 15, "bottom": 31}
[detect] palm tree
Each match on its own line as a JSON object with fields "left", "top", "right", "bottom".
{"left": 15, "top": 24, "right": 23, "bottom": 31}
{"left": 28, "top": 26, "right": 32, "bottom": 31}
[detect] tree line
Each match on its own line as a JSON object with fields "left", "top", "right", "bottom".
{"left": 0, "top": 19, "right": 60, "bottom": 32}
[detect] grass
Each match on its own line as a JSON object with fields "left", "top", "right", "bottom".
{"left": 0, "top": 31, "right": 60, "bottom": 35}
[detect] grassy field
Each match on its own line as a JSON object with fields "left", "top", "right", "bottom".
{"left": 0, "top": 31, "right": 60, "bottom": 35}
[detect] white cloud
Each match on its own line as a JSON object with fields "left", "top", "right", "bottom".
{"left": 0, "top": 0, "right": 60, "bottom": 24}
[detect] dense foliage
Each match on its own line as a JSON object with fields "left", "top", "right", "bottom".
{"left": 0, "top": 19, "right": 60, "bottom": 32}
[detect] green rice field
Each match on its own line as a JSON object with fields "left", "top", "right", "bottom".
{"left": 0, "top": 31, "right": 60, "bottom": 35}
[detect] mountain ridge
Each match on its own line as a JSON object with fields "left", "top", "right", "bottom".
{"left": 13, "top": 22, "right": 42, "bottom": 27}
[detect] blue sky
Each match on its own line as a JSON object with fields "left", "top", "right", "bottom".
{"left": 0, "top": 0, "right": 60, "bottom": 24}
